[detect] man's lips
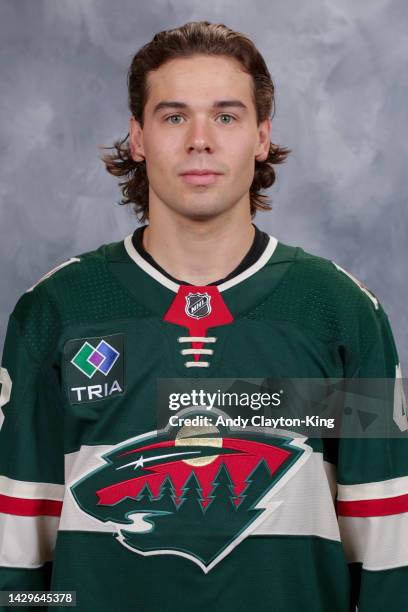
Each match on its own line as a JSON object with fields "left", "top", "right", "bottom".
{"left": 180, "top": 171, "right": 222, "bottom": 186}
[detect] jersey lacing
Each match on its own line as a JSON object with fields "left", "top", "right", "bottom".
{"left": 177, "top": 336, "right": 217, "bottom": 368}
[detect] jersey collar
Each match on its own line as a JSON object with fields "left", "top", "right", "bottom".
{"left": 123, "top": 233, "right": 278, "bottom": 293}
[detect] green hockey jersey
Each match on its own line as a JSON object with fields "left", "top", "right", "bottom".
{"left": 0, "top": 233, "right": 407, "bottom": 611}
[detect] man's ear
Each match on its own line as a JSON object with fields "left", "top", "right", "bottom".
{"left": 129, "top": 116, "right": 145, "bottom": 162}
{"left": 255, "top": 118, "right": 272, "bottom": 162}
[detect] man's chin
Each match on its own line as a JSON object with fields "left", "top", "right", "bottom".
{"left": 179, "top": 208, "right": 229, "bottom": 222}
{"left": 173, "top": 200, "right": 235, "bottom": 221}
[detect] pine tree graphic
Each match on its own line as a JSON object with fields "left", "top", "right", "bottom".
{"left": 119, "top": 459, "right": 276, "bottom": 565}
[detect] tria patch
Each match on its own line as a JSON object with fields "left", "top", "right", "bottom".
{"left": 64, "top": 334, "right": 124, "bottom": 404}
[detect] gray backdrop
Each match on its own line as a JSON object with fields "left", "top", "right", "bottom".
{"left": 1, "top": 0, "right": 407, "bottom": 369}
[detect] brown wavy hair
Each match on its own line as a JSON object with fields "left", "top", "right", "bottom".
{"left": 99, "top": 21, "right": 292, "bottom": 222}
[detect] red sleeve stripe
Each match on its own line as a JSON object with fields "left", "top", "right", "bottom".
{"left": 0, "top": 494, "right": 63, "bottom": 517}
{"left": 337, "top": 492, "right": 408, "bottom": 517}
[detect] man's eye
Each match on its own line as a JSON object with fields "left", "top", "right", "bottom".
{"left": 218, "top": 114, "right": 235, "bottom": 124}
{"left": 166, "top": 114, "right": 184, "bottom": 125}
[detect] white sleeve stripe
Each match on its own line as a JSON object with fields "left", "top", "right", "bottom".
{"left": 0, "top": 476, "right": 65, "bottom": 500}
{"left": 338, "top": 513, "right": 408, "bottom": 570}
{"left": 337, "top": 474, "right": 408, "bottom": 501}
{"left": 0, "top": 514, "right": 59, "bottom": 568}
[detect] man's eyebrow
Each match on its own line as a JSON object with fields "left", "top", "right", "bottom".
{"left": 152, "top": 100, "right": 248, "bottom": 114}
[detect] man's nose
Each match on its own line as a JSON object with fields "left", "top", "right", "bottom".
{"left": 186, "top": 119, "right": 214, "bottom": 152}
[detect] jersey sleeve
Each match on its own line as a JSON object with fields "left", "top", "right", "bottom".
{"left": 335, "top": 305, "right": 408, "bottom": 611}
{"left": 0, "top": 308, "right": 64, "bottom": 606}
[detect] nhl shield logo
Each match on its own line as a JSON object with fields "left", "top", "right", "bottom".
{"left": 185, "top": 292, "right": 211, "bottom": 319}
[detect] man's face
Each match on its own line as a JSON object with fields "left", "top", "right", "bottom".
{"left": 129, "top": 54, "right": 271, "bottom": 221}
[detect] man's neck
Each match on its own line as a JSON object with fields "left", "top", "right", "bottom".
{"left": 143, "top": 210, "right": 255, "bottom": 286}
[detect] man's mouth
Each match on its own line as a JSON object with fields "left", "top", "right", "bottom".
{"left": 180, "top": 172, "right": 222, "bottom": 186}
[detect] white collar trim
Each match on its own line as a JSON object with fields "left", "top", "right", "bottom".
{"left": 124, "top": 233, "right": 278, "bottom": 293}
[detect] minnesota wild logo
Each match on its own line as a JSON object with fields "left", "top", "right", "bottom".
{"left": 70, "top": 412, "right": 311, "bottom": 572}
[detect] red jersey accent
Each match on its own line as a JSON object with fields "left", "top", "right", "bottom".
{"left": 163, "top": 285, "right": 234, "bottom": 361}
{"left": 337, "top": 492, "right": 408, "bottom": 517}
{"left": 0, "top": 493, "right": 62, "bottom": 517}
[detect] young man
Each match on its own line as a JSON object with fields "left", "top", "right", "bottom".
{"left": 0, "top": 21, "right": 407, "bottom": 612}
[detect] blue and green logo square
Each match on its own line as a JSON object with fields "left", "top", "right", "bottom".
{"left": 71, "top": 340, "right": 120, "bottom": 378}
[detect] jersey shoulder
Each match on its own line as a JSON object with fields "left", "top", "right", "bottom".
{"left": 291, "top": 245, "right": 381, "bottom": 309}
{"left": 15, "top": 240, "right": 114, "bottom": 304}
{"left": 9, "top": 240, "right": 139, "bottom": 361}
{"left": 294, "top": 245, "right": 380, "bottom": 310}
{"left": 258, "top": 240, "right": 387, "bottom": 351}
